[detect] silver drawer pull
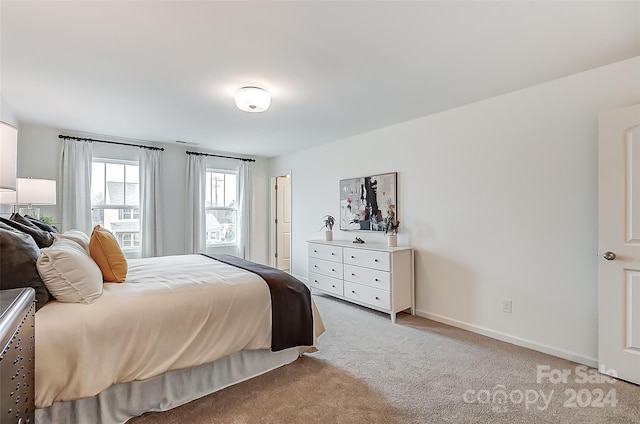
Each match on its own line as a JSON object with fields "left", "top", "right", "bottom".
{"left": 374, "top": 259, "right": 379, "bottom": 262}
{"left": 375, "top": 296, "right": 379, "bottom": 300}
{"left": 351, "top": 255, "right": 355, "bottom": 258}
{"left": 331, "top": 253, "right": 335, "bottom": 255}
{"left": 314, "top": 265, "right": 318, "bottom": 268}
{"left": 314, "top": 250, "right": 318, "bottom": 253}
{"left": 375, "top": 278, "right": 379, "bottom": 281}
{"left": 351, "top": 290, "right": 356, "bottom": 294}
{"left": 331, "top": 268, "right": 336, "bottom": 272}
{"left": 351, "top": 273, "right": 355, "bottom": 276}
{"left": 314, "top": 280, "right": 318, "bottom": 283}
{"left": 332, "top": 285, "right": 336, "bottom": 288}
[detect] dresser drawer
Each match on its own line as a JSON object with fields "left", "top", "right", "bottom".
{"left": 343, "top": 247, "right": 390, "bottom": 271}
{"left": 343, "top": 264, "right": 390, "bottom": 290}
{"left": 344, "top": 281, "right": 390, "bottom": 310}
{"left": 309, "top": 257, "right": 344, "bottom": 279}
{"left": 308, "top": 243, "right": 342, "bottom": 263}
{"left": 308, "top": 272, "right": 343, "bottom": 296}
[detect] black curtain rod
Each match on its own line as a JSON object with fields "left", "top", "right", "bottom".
{"left": 58, "top": 134, "right": 164, "bottom": 151}
{"left": 186, "top": 151, "right": 255, "bottom": 162}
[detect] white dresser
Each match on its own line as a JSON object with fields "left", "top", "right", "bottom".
{"left": 307, "top": 240, "right": 414, "bottom": 323}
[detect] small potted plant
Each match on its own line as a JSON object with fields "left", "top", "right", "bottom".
{"left": 320, "top": 215, "right": 335, "bottom": 241}
{"left": 383, "top": 204, "right": 399, "bottom": 247}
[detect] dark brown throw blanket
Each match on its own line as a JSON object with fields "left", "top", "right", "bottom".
{"left": 202, "top": 254, "right": 314, "bottom": 351}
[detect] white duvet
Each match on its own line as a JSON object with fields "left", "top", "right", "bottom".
{"left": 35, "top": 254, "right": 324, "bottom": 408}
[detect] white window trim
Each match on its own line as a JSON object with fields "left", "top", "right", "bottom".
{"left": 91, "top": 158, "right": 141, "bottom": 256}
{"left": 91, "top": 158, "right": 140, "bottom": 209}
{"left": 205, "top": 168, "right": 239, "bottom": 248}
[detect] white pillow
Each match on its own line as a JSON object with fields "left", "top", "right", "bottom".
{"left": 53, "top": 229, "right": 90, "bottom": 253}
{"left": 37, "top": 238, "right": 103, "bottom": 304}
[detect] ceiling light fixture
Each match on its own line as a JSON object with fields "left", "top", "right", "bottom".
{"left": 234, "top": 86, "right": 271, "bottom": 112}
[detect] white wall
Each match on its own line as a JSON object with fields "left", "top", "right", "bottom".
{"left": 269, "top": 57, "right": 640, "bottom": 365}
{"left": 1, "top": 94, "right": 18, "bottom": 128}
{"left": 15, "top": 125, "right": 271, "bottom": 263}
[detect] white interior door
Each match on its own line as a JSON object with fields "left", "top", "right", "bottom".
{"left": 275, "top": 176, "right": 291, "bottom": 271}
{"left": 598, "top": 104, "right": 640, "bottom": 384}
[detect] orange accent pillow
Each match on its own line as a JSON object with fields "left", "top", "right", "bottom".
{"left": 89, "top": 225, "right": 128, "bottom": 283}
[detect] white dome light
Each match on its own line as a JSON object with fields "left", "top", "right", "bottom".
{"left": 234, "top": 86, "right": 271, "bottom": 112}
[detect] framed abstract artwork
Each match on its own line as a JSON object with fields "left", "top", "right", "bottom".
{"left": 339, "top": 172, "right": 397, "bottom": 231}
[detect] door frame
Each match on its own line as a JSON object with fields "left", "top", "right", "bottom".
{"left": 597, "top": 104, "right": 640, "bottom": 385}
{"left": 270, "top": 170, "right": 292, "bottom": 270}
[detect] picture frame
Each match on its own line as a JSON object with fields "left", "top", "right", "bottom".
{"left": 339, "top": 172, "right": 397, "bottom": 232}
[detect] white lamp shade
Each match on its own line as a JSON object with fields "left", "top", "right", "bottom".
{"left": 0, "top": 121, "right": 18, "bottom": 192}
{"left": 234, "top": 87, "right": 271, "bottom": 112}
{"left": 17, "top": 178, "right": 57, "bottom": 205}
{"left": 0, "top": 190, "right": 16, "bottom": 204}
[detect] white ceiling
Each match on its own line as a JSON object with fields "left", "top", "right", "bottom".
{"left": 1, "top": 1, "right": 639, "bottom": 158}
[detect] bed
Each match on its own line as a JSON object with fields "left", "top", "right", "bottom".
{"left": 32, "top": 253, "right": 324, "bottom": 424}
{"left": 0, "top": 216, "right": 324, "bottom": 423}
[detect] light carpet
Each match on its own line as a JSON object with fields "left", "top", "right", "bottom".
{"left": 128, "top": 293, "right": 640, "bottom": 423}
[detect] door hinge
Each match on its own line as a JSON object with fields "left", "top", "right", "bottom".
{"left": 275, "top": 218, "right": 278, "bottom": 224}
{"left": 275, "top": 252, "right": 278, "bottom": 258}
{"left": 275, "top": 184, "right": 278, "bottom": 190}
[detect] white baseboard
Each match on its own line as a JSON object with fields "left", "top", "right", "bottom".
{"left": 299, "top": 271, "right": 597, "bottom": 368}
{"left": 415, "top": 309, "right": 597, "bottom": 368}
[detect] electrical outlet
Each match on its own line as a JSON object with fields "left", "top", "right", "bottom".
{"left": 502, "top": 299, "right": 512, "bottom": 313}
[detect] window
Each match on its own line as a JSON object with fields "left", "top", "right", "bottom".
{"left": 205, "top": 170, "right": 238, "bottom": 245}
{"left": 118, "top": 232, "right": 140, "bottom": 248}
{"left": 119, "top": 208, "right": 140, "bottom": 220}
{"left": 91, "top": 160, "right": 140, "bottom": 256}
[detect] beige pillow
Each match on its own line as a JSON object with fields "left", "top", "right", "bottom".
{"left": 53, "top": 229, "right": 90, "bottom": 253}
{"left": 89, "top": 225, "right": 128, "bottom": 283}
{"left": 37, "top": 238, "right": 103, "bottom": 304}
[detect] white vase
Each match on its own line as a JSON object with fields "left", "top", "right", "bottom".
{"left": 387, "top": 234, "right": 397, "bottom": 247}
{"left": 325, "top": 230, "right": 333, "bottom": 241}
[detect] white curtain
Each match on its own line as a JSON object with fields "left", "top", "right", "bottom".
{"left": 139, "top": 148, "right": 162, "bottom": 257}
{"left": 237, "top": 160, "right": 253, "bottom": 260}
{"left": 185, "top": 154, "right": 206, "bottom": 253}
{"left": 59, "top": 139, "right": 93, "bottom": 234}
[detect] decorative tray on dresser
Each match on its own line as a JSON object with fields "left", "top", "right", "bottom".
{"left": 307, "top": 240, "right": 414, "bottom": 323}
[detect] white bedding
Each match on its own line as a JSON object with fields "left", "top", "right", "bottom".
{"left": 35, "top": 254, "right": 324, "bottom": 409}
